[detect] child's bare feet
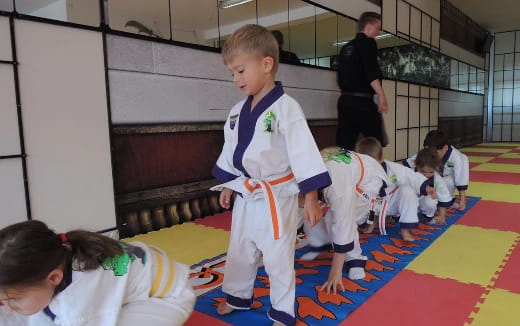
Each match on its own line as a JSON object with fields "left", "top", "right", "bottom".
{"left": 363, "top": 223, "right": 375, "bottom": 234}
{"left": 401, "top": 229, "right": 414, "bottom": 242}
{"left": 272, "top": 322, "right": 284, "bottom": 326}
{"left": 217, "top": 302, "right": 234, "bottom": 315}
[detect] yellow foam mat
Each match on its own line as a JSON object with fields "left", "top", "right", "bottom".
{"left": 124, "top": 223, "right": 230, "bottom": 266}
{"left": 467, "top": 182, "right": 520, "bottom": 203}
{"left": 477, "top": 142, "right": 520, "bottom": 147}
{"left": 406, "top": 225, "right": 518, "bottom": 286}
{"left": 468, "top": 156, "right": 495, "bottom": 163}
{"left": 498, "top": 152, "right": 520, "bottom": 159}
{"left": 466, "top": 288, "right": 520, "bottom": 326}
{"left": 461, "top": 148, "right": 511, "bottom": 153}
{"left": 471, "top": 163, "right": 520, "bottom": 173}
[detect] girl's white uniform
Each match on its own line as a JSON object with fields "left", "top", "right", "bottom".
{"left": 302, "top": 150, "right": 388, "bottom": 269}
{"left": 419, "top": 172, "right": 453, "bottom": 219}
{"left": 1, "top": 242, "right": 195, "bottom": 326}
{"left": 405, "top": 146, "right": 469, "bottom": 201}
{"left": 381, "top": 160, "right": 430, "bottom": 228}
{"left": 211, "top": 82, "right": 331, "bottom": 326}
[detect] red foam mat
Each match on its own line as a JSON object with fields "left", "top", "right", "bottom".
{"left": 456, "top": 200, "right": 520, "bottom": 233}
{"left": 476, "top": 145, "right": 519, "bottom": 149}
{"left": 193, "top": 211, "right": 232, "bottom": 231}
{"left": 340, "top": 270, "right": 485, "bottom": 326}
{"left": 463, "top": 151, "right": 503, "bottom": 157}
{"left": 469, "top": 171, "right": 520, "bottom": 184}
{"left": 185, "top": 311, "right": 232, "bottom": 326}
{"left": 489, "top": 157, "right": 520, "bottom": 165}
{"left": 494, "top": 241, "right": 520, "bottom": 295}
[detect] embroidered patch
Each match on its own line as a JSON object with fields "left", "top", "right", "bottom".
{"left": 229, "top": 114, "right": 239, "bottom": 130}
{"left": 263, "top": 111, "right": 276, "bottom": 133}
{"left": 390, "top": 175, "right": 397, "bottom": 184}
{"left": 446, "top": 161, "right": 454, "bottom": 168}
{"left": 101, "top": 243, "right": 145, "bottom": 277}
{"left": 323, "top": 147, "right": 352, "bottom": 165}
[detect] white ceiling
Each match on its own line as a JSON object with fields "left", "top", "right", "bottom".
{"left": 448, "top": 0, "right": 520, "bottom": 33}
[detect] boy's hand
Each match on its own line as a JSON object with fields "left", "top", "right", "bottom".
{"left": 303, "top": 191, "right": 321, "bottom": 227}
{"left": 320, "top": 253, "right": 346, "bottom": 294}
{"left": 458, "top": 191, "right": 467, "bottom": 211}
{"left": 426, "top": 186, "right": 437, "bottom": 200}
{"left": 219, "top": 188, "right": 233, "bottom": 209}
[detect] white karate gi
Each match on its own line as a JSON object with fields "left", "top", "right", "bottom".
{"left": 419, "top": 172, "right": 453, "bottom": 219}
{"left": 300, "top": 149, "right": 387, "bottom": 269}
{"left": 381, "top": 160, "right": 430, "bottom": 228}
{"left": 405, "top": 145, "right": 469, "bottom": 200}
{"left": 211, "top": 82, "right": 331, "bottom": 326}
{"left": 0, "top": 242, "right": 195, "bottom": 326}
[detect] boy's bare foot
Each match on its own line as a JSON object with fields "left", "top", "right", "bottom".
{"left": 272, "top": 322, "right": 284, "bottom": 326}
{"left": 217, "top": 302, "right": 235, "bottom": 315}
{"left": 363, "top": 223, "right": 375, "bottom": 234}
{"left": 401, "top": 229, "right": 414, "bottom": 242}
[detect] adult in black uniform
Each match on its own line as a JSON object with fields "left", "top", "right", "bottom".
{"left": 336, "top": 12, "right": 389, "bottom": 150}
{"left": 272, "top": 30, "right": 301, "bottom": 65}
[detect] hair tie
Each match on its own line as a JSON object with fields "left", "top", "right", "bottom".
{"left": 59, "top": 233, "right": 68, "bottom": 244}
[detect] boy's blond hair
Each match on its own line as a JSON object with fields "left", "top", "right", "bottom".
{"left": 355, "top": 137, "right": 383, "bottom": 161}
{"left": 222, "top": 24, "right": 279, "bottom": 74}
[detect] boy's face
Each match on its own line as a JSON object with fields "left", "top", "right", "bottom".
{"left": 418, "top": 166, "right": 435, "bottom": 179}
{"left": 226, "top": 53, "right": 274, "bottom": 97}
{"left": 364, "top": 21, "right": 381, "bottom": 38}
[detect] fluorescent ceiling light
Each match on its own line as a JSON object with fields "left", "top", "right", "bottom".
{"left": 332, "top": 40, "right": 350, "bottom": 46}
{"left": 219, "top": 0, "right": 254, "bottom": 9}
{"left": 375, "top": 33, "right": 393, "bottom": 40}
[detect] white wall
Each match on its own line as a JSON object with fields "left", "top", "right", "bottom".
{"left": 108, "top": 35, "right": 339, "bottom": 123}
{"left": 16, "top": 20, "right": 116, "bottom": 231}
{"left": 310, "top": 0, "right": 380, "bottom": 19}
{"left": 440, "top": 39, "right": 485, "bottom": 69}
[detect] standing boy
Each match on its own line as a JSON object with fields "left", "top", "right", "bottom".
{"left": 211, "top": 24, "right": 331, "bottom": 326}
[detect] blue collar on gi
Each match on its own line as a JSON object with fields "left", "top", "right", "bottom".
{"left": 442, "top": 145, "right": 453, "bottom": 165}
{"left": 43, "top": 263, "right": 73, "bottom": 321}
{"left": 232, "top": 81, "right": 285, "bottom": 177}
{"left": 381, "top": 161, "right": 388, "bottom": 173}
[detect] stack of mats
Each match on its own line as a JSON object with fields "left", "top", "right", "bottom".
{"left": 125, "top": 142, "right": 520, "bottom": 326}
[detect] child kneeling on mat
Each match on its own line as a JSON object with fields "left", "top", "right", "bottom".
{"left": 0, "top": 220, "right": 195, "bottom": 326}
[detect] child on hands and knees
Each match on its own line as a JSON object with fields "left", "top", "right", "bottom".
{"left": 0, "top": 220, "right": 195, "bottom": 326}
{"left": 356, "top": 137, "right": 435, "bottom": 242}
{"left": 299, "top": 147, "right": 388, "bottom": 294}
{"left": 210, "top": 24, "right": 331, "bottom": 326}
{"left": 405, "top": 130, "right": 469, "bottom": 210}
{"left": 415, "top": 148, "right": 453, "bottom": 225}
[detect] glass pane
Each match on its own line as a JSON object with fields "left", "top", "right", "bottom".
{"left": 108, "top": 0, "right": 170, "bottom": 39}
{"left": 258, "top": 0, "right": 301, "bottom": 65}
{"left": 494, "top": 54, "right": 504, "bottom": 71}
{"left": 289, "top": 0, "right": 315, "bottom": 65}
{"left": 315, "top": 11, "right": 336, "bottom": 68}
{"left": 218, "top": 0, "right": 257, "bottom": 46}
{"left": 171, "top": 0, "right": 218, "bottom": 47}
{"left": 0, "top": 0, "right": 13, "bottom": 11}
{"left": 16, "top": 0, "right": 100, "bottom": 26}
{"left": 504, "top": 53, "right": 514, "bottom": 70}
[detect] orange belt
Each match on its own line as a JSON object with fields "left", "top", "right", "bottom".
{"left": 244, "top": 173, "right": 294, "bottom": 240}
{"left": 352, "top": 152, "right": 388, "bottom": 235}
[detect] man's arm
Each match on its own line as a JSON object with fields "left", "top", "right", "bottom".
{"left": 370, "top": 79, "right": 388, "bottom": 113}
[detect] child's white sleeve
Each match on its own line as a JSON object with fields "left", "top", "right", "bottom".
{"left": 453, "top": 151, "right": 469, "bottom": 191}
{"left": 403, "top": 154, "right": 417, "bottom": 169}
{"left": 435, "top": 175, "right": 453, "bottom": 207}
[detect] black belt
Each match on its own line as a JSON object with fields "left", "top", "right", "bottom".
{"left": 342, "top": 91, "right": 374, "bottom": 98}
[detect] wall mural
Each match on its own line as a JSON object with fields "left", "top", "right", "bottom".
{"left": 378, "top": 43, "right": 450, "bottom": 89}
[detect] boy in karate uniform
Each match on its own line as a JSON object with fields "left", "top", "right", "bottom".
{"left": 404, "top": 130, "right": 469, "bottom": 210}
{"left": 300, "top": 146, "right": 388, "bottom": 294}
{"left": 356, "top": 137, "right": 435, "bottom": 241}
{"left": 211, "top": 24, "right": 331, "bottom": 326}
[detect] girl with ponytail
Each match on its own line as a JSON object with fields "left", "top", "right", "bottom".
{"left": 0, "top": 220, "right": 195, "bottom": 325}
